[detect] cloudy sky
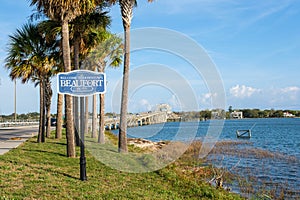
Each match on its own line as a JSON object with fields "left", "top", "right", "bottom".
{"left": 0, "top": 0, "right": 300, "bottom": 114}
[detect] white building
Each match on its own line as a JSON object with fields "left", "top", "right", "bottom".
{"left": 230, "top": 111, "right": 243, "bottom": 119}
{"left": 283, "top": 112, "right": 295, "bottom": 118}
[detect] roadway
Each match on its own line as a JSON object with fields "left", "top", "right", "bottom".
{"left": 0, "top": 126, "right": 38, "bottom": 155}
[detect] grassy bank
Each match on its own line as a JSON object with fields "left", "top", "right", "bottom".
{"left": 0, "top": 132, "right": 242, "bottom": 200}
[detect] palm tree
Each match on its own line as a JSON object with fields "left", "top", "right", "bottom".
{"left": 5, "top": 23, "right": 58, "bottom": 143}
{"left": 86, "top": 33, "right": 123, "bottom": 143}
{"left": 70, "top": 10, "right": 111, "bottom": 144}
{"left": 38, "top": 19, "right": 65, "bottom": 139}
{"left": 30, "top": 0, "right": 99, "bottom": 157}
{"left": 108, "top": 0, "right": 153, "bottom": 152}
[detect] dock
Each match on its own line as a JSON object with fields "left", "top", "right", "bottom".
{"left": 236, "top": 129, "right": 251, "bottom": 138}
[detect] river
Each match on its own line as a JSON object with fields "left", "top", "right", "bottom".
{"left": 112, "top": 118, "right": 300, "bottom": 199}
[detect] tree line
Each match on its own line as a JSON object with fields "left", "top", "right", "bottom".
{"left": 175, "top": 108, "right": 300, "bottom": 120}
{"left": 3, "top": 0, "right": 153, "bottom": 157}
{"left": 232, "top": 109, "right": 300, "bottom": 118}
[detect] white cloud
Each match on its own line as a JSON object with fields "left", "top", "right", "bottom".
{"left": 281, "top": 86, "right": 300, "bottom": 93}
{"left": 168, "top": 95, "right": 181, "bottom": 111}
{"left": 138, "top": 99, "right": 152, "bottom": 111}
{"left": 230, "top": 85, "right": 261, "bottom": 98}
{"left": 198, "top": 93, "right": 218, "bottom": 109}
{"left": 127, "top": 98, "right": 153, "bottom": 113}
{"left": 277, "top": 86, "right": 300, "bottom": 102}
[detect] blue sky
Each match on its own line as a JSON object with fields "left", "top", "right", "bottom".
{"left": 0, "top": 0, "right": 300, "bottom": 115}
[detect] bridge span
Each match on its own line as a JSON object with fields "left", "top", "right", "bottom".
{"left": 104, "top": 111, "right": 168, "bottom": 130}
{"left": 103, "top": 104, "right": 180, "bottom": 130}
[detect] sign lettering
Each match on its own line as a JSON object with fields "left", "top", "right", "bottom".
{"left": 57, "top": 70, "right": 106, "bottom": 96}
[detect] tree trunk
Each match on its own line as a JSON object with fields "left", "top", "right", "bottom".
{"left": 45, "top": 79, "right": 52, "bottom": 138}
{"left": 84, "top": 96, "right": 89, "bottom": 135}
{"left": 74, "top": 97, "right": 80, "bottom": 146}
{"left": 56, "top": 93, "right": 63, "bottom": 139}
{"left": 46, "top": 101, "right": 51, "bottom": 138}
{"left": 92, "top": 94, "right": 97, "bottom": 138}
{"left": 62, "top": 19, "right": 75, "bottom": 157}
{"left": 73, "top": 37, "right": 80, "bottom": 146}
{"left": 38, "top": 79, "right": 45, "bottom": 143}
{"left": 118, "top": 23, "right": 131, "bottom": 153}
{"left": 98, "top": 93, "right": 105, "bottom": 144}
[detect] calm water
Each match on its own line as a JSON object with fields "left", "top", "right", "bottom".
{"left": 112, "top": 118, "right": 300, "bottom": 198}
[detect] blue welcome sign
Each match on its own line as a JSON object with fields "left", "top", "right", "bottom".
{"left": 57, "top": 70, "right": 106, "bottom": 97}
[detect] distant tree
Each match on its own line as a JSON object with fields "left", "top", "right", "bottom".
{"left": 200, "top": 110, "right": 212, "bottom": 120}
{"left": 258, "top": 110, "right": 268, "bottom": 118}
{"left": 272, "top": 110, "right": 283, "bottom": 118}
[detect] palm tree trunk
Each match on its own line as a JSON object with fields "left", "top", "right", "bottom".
{"left": 118, "top": 0, "right": 135, "bottom": 153}
{"left": 38, "top": 79, "right": 45, "bottom": 143}
{"left": 45, "top": 79, "right": 52, "bottom": 138}
{"left": 73, "top": 37, "right": 80, "bottom": 146}
{"left": 62, "top": 19, "right": 75, "bottom": 157}
{"left": 98, "top": 93, "right": 105, "bottom": 144}
{"left": 118, "top": 23, "right": 131, "bottom": 153}
{"left": 92, "top": 94, "right": 97, "bottom": 138}
{"left": 56, "top": 93, "right": 63, "bottom": 139}
{"left": 46, "top": 100, "right": 51, "bottom": 138}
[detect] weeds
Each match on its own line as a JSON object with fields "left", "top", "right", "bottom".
{"left": 189, "top": 139, "right": 300, "bottom": 199}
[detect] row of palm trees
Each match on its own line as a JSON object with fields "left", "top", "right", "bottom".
{"left": 5, "top": 0, "right": 153, "bottom": 157}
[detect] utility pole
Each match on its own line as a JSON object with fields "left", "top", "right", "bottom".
{"left": 14, "top": 79, "right": 17, "bottom": 121}
{"left": 0, "top": 78, "right": 1, "bottom": 121}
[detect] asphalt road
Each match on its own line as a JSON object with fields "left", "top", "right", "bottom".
{"left": 0, "top": 126, "right": 38, "bottom": 155}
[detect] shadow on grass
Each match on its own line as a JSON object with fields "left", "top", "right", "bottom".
{"left": 21, "top": 148, "right": 67, "bottom": 158}
{"left": 23, "top": 162, "right": 79, "bottom": 180}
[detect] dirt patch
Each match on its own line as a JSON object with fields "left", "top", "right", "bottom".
{"left": 128, "top": 138, "right": 168, "bottom": 151}
{"left": 9, "top": 137, "right": 22, "bottom": 141}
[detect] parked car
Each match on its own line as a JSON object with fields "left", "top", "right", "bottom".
{"left": 50, "top": 118, "right": 57, "bottom": 126}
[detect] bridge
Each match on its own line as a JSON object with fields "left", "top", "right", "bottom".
{"left": 104, "top": 104, "right": 174, "bottom": 130}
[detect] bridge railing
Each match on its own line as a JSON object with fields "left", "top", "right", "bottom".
{"left": 0, "top": 120, "right": 39, "bottom": 127}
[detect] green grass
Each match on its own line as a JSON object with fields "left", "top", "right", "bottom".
{"left": 0, "top": 132, "right": 243, "bottom": 200}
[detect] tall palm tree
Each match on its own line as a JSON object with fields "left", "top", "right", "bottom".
{"left": 108, "top": 0, "right": 153, "bottom": 152}
{"left": 86, "top": 33, "right": 123, "bottom": 143}
{"left": 5, "top": 23, "right": 58, "bottom": 143}
{"left": 30, "top": 0, "right": 100, "bottom": 157}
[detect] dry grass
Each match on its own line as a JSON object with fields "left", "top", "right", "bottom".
{"left": 184, "top": 140, "right": 300, "bottom": 199}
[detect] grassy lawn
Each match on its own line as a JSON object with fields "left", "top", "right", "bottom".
{"left": 0, "top": 132, "right": 243, "bottom": 200}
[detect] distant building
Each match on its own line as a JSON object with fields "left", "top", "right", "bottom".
{"left": 230, "top": 111, "right": 243, "bottom": 119}
{"left": 211, "top": 109, "right": 226, "bottom": 119}
{"left": 283, "top": 112, "right": 295, "bottom": 118}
